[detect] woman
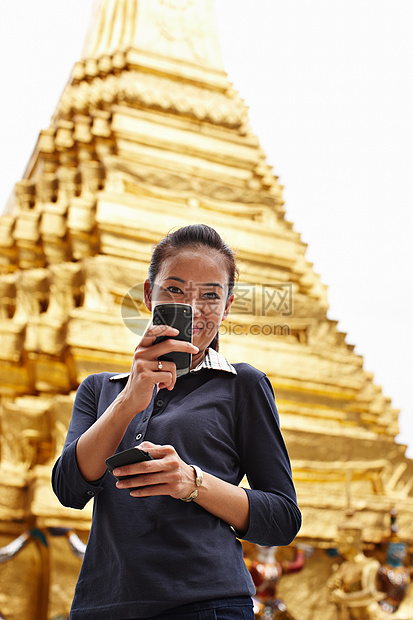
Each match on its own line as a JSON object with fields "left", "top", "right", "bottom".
{"left": 52, "top": 224, "right": 301, "bottom": 620}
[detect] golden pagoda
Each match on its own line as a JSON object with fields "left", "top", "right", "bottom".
{"left": 0, "top": 1, "right": 412, "bottom": 618}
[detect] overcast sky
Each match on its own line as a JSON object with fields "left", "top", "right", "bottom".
{"left": 0, "top": 1, "right": 411, "bottom": 456}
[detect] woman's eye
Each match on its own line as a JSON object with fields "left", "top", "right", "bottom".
{"left": 203, "top": 291, "right": 219, "bottom": 299}
{"left": 166, "top": 286, "right": 183, "bottom": 294}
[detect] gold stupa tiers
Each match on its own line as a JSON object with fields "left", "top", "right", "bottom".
{"left": 0, "top": 1, "right": 412, "bottom": 618}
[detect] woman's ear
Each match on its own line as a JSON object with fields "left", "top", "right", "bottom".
{"left": 222, "top": 293, "right": 234, "bottom": 321}
{"left": 144, "top": 279, "right": 152, "bottom": 311}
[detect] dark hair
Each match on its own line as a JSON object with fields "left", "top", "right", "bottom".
{"left": 148, "top": 224, "right": 238, "bottom": 351}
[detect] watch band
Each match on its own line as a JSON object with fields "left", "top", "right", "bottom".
{"left": 180, "top": 465, "right": 203, "bottom": 502}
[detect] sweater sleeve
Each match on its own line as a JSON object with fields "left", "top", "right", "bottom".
{"left": 236, "top": 373, "right": 301, "bottom": 546}
{"left": 51, "top": 374, "right": 105, "bottom": 509}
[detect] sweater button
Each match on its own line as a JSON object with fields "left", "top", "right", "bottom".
{"left": 87, "top": 490, "right": 95, "bottom": 497}
{"left": 136, "top": 433, "right": 142, "bottom": 441}
{"left": 143, "top": 417, "right": 148, "bottom": 422}
{"left": 156, "top": 399, "right": 163, "bottom": 407}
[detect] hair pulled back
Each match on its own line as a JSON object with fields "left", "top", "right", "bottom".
{"left": 148, "top": 224, "right": 238, "bottom": 352}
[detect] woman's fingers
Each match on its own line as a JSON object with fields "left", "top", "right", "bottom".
{"left": 139, "top": 324, "right": 179, "bottom": 347}
{"left": 130, "top": 337, "right": 197, "bottom": 390}
{"left": 113, "top": 443, "right": 197, "bottom": 500}
{"left": 152, "top": 338, "right": 198, "bottom": 359}
{"left": 129, "top": 339, "right": 197, "bottom": 391}
{"left": 137, "top": 324, "right": 198, "bottom": 356}
{"left": 129, "top": 483, "right": 171, "bottom": 498}
{"left": 113, "top": 443, "right": 177, "bottom": 480}
{"left": 138, "top": 441, "right": 175, "bottom": 457}
{"left": 127, "top": 324, "right": 198, "bottom": 394}
{"left": 116, "top": 471, "right": 183, "bottom": 498}
{"left": 152, "top": 359, "right": 176, "bottom": 388}
{"left": 118, "top": 321, "right": 199, "bottom": 414}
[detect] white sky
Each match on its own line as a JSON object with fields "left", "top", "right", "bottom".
{"left": 0, "top": 1, "right": 412, "bottom": 456}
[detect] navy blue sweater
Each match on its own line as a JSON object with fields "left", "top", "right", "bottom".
{"left": 52, "top": 363, "right": 301, "bottom": 619}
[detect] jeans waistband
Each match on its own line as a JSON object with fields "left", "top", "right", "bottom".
{"left": 157, "top": 596, "right": 253, "bottom": 615}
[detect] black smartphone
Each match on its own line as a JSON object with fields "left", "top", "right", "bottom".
{"left": 105, "top": 447, "right": 154, "bottom": 480}
{"left": 152, "top": 303, "right": 193, "bottom": 376}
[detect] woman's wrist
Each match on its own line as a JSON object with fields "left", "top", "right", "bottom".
{"left": 189, "top": 471, "right": 250, "bottom": 535}
{"left": 114, "top": 389, "right": 145, "bottom": 422}
{"left": 180, "top": 465, "right": 203, "bottom": 502}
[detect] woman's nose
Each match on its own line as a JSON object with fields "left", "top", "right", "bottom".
{"left": 189, "top": 300, "right": 202, "bottom": 317}
{"left": 183, "top": 295, "right": 204, "bottom": 318}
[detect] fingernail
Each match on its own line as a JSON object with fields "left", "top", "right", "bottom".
{"left": 113, "top": 469, "right": 120, "bottom": 476}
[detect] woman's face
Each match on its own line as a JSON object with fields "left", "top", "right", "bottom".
{"left": 145, "top": 248, "right": 234, "bottom": 366}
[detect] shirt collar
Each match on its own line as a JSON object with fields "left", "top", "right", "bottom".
{"left": 109, "top": 348, "right": 236, "bottom": 381}
{"left": 190, "top": 347, "right": 237, "bottom": 375}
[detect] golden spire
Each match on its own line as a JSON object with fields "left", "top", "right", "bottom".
{"left": 82, "top": 0, "right": 225, "bottom": 76}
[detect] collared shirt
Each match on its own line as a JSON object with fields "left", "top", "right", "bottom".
{"left": 191, "top": 348, "right": 237, "bottom": 374}
{"left": 52, "top": 354, "right": 301, "bottom": 620}
{"left": 109, "top": 348, "right": 237, "bottom": 382}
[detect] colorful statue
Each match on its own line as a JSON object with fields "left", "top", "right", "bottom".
{"left": 243, "top": 542, "right": 304, "bottom": 619}
{"left": 377, "top": 509, "right": 413, "bottom": 615}
{"left": 377, "top": 541, "right": 412, "bottom": 613}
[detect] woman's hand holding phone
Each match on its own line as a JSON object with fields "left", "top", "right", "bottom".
{"left": 75, "top": 321, "right": 197, "bottom": 485}
{"left": 118, "top": 323, "right": 199, "bottom": 419}
{"left": 112, "top": 441, "right": 198, "bottom": 501}
{"left": 111, "top": 440, "right": 250, "bottom": 535}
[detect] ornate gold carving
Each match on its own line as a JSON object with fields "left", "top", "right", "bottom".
{"left": 55, "top": 120, "right": 75, "bottom": 150}
{"left": 36, "top": 173, "right": 58, "bottom": 205}
{"left": 15, "top": 180, "right": 36, "bottom": 211}
{"left": 0, "top": 216, "right": 17, "bottom": 271}
{"left": 48, "top": 262, "right": 84, "bottom": 318}
{"left": 60, "top": 68, "right": 249, "bottom": 130}
{"left": 107, "top": 157, "right": 282, "bottom": 211}
{"left": 0, "top": 397, "right": 52, "bottom": 473}
{"left": 38, "top": 127, "right": 56, "bottom": 155}
{"left": 0, "top": 274, "right": 16, "bottom": 319}
{"left": 57, "top": 166, "right": 80, "bottom": 203}
{"left": 14, "top": 268, "right": 50, "bottom": 320}
{"left": 0, "top": 321, "right": 26, "bottom": 363}
{"left": 12, "top": 183, "right": 46, "bottom": 268}
{"left": 91, "top": 109, "right": 112, "bottom": 138}
{"left": 73, "top": 115, "right": 93, "bottom": 144}
{"left": 80, "top": 160, "right": 105, "bottom": 196}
